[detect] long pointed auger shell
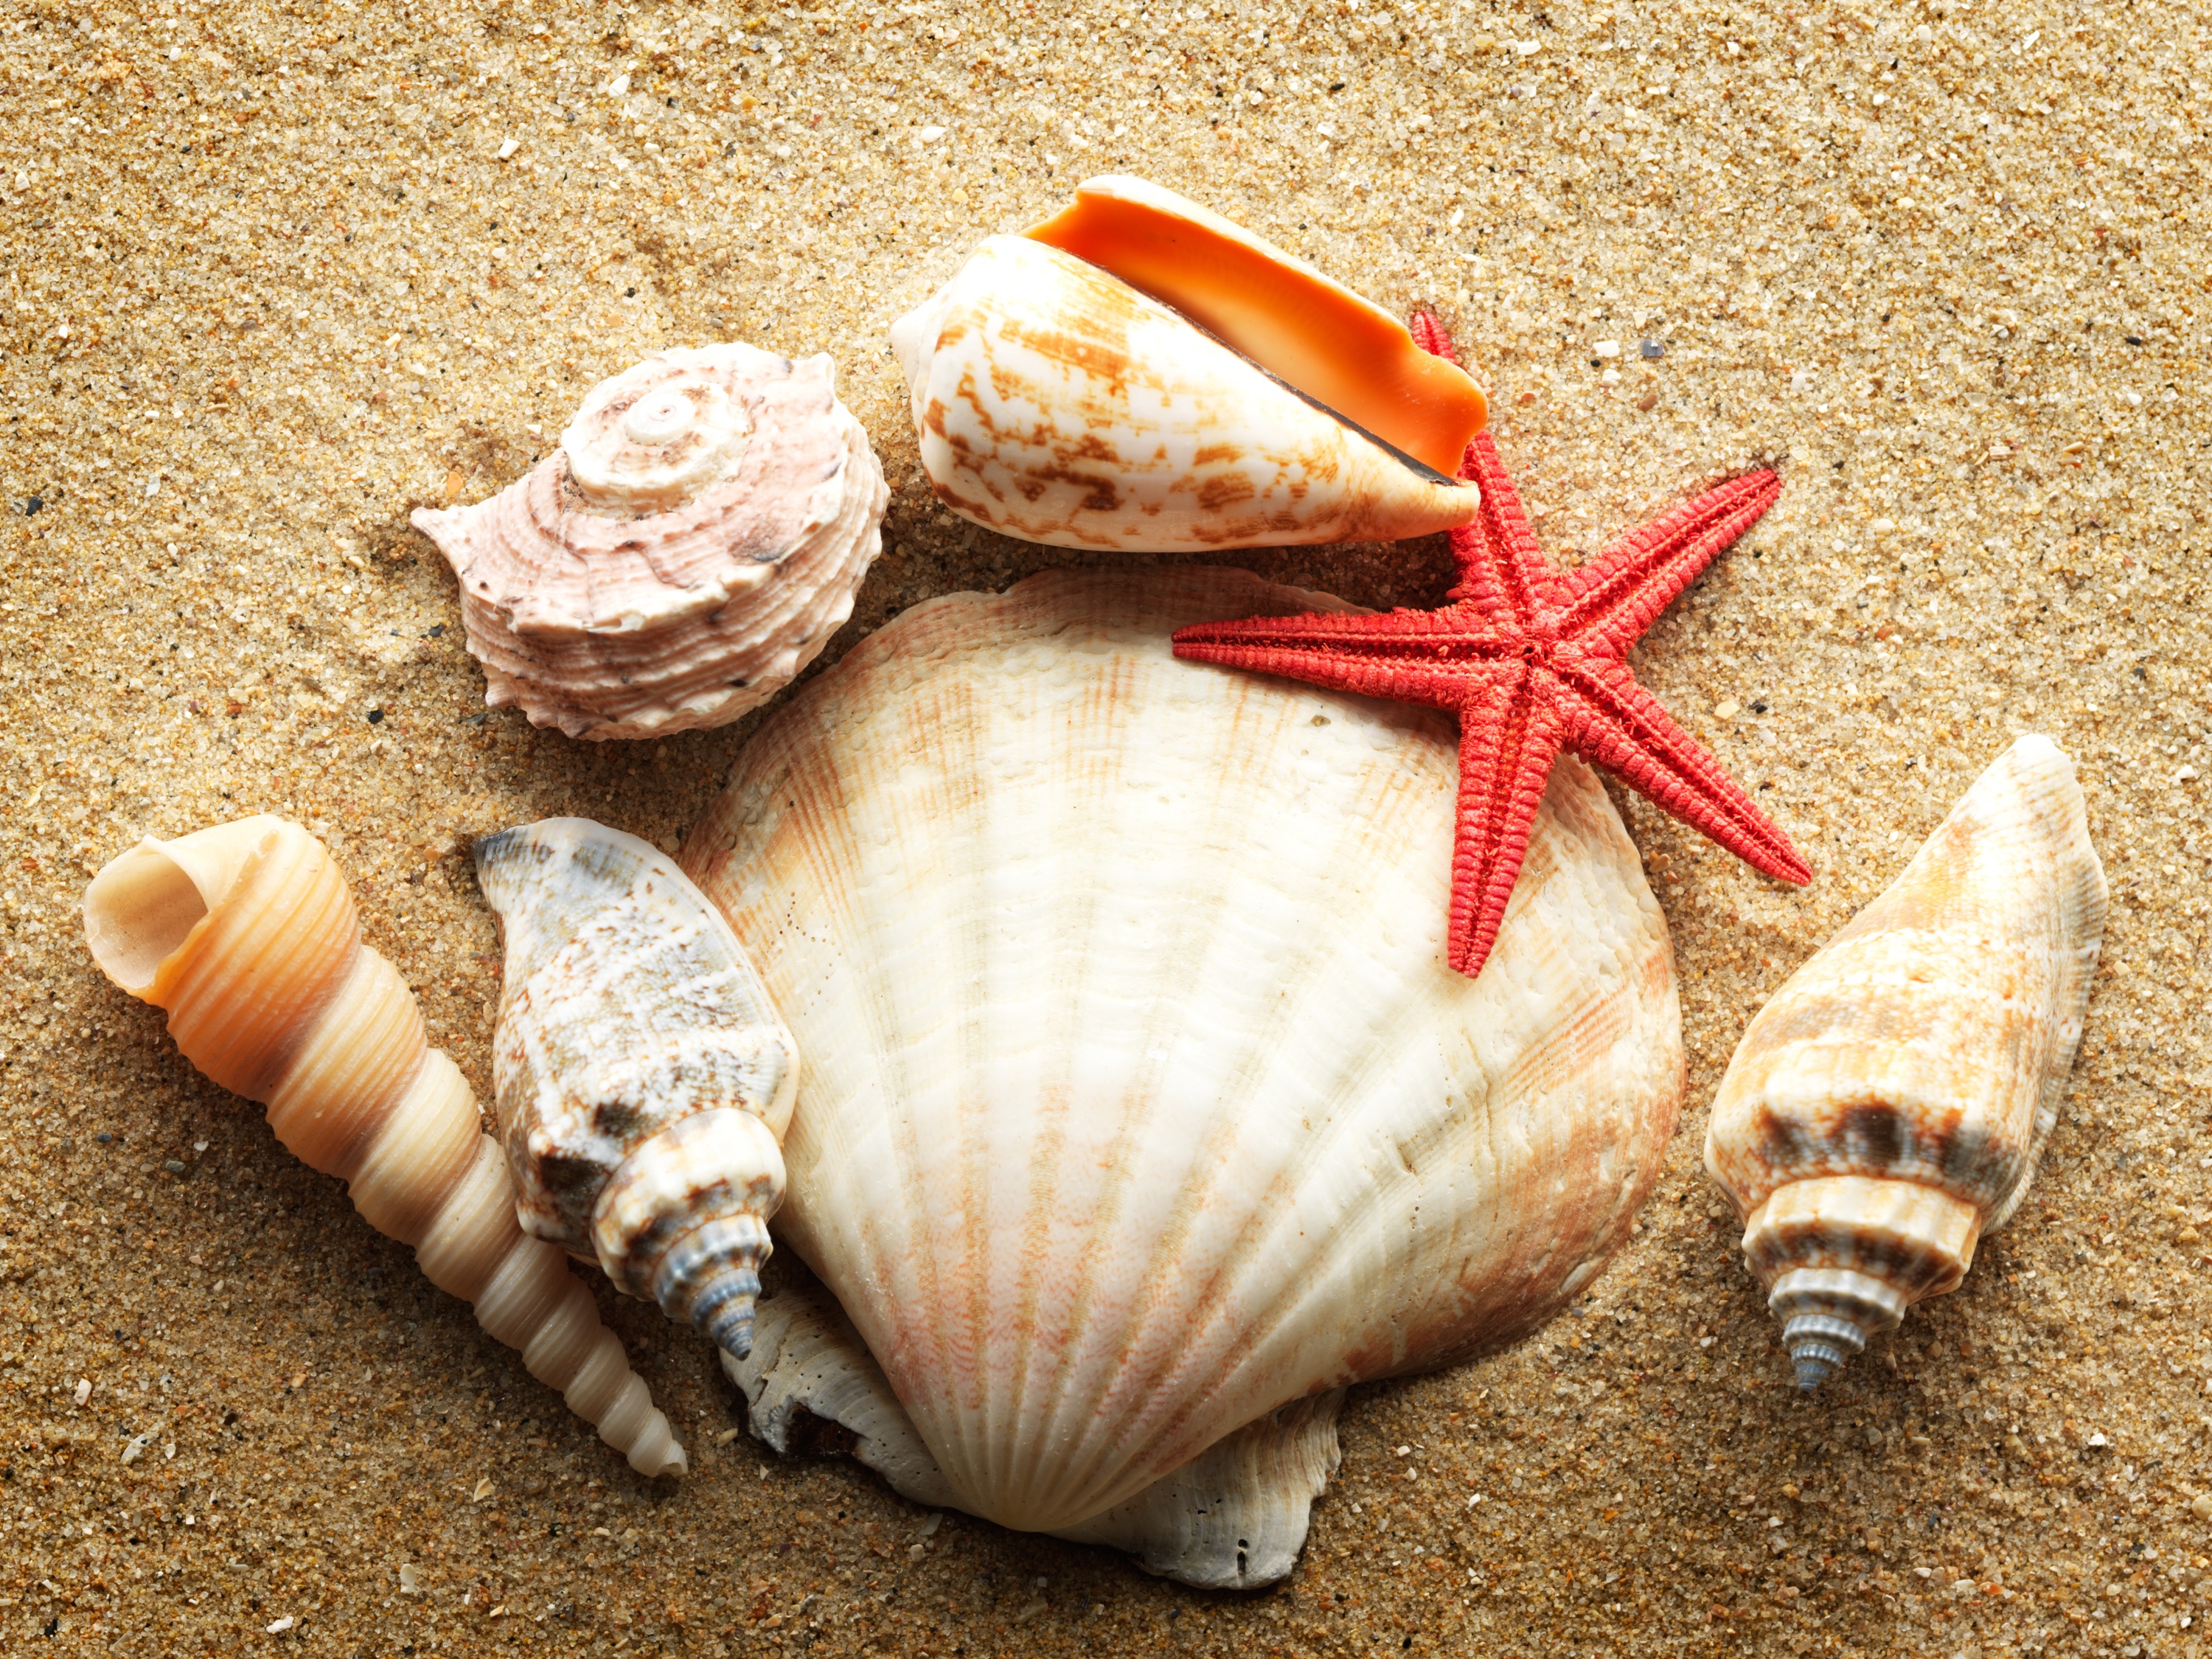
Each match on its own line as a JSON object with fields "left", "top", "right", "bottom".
{"left": 411, "top": 344, "right": 888, "bottom": 740}
{"left": 681, "top": 565, "right": 1683, "bottom": 1585}
{"left": 1704, "top": 735, "right": 2107, "bottom": 1390}
{"left": 473, "top": 818, "right": 799, "bottom": 1361}
{"left": 83, "top": 816, "right": 687, "bottom": 1477}
{"left": 888, "top": 175, "right": 1486, "bottom": 552}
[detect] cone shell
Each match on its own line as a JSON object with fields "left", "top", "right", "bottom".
{"left": 473, "top": 818, "right": 799, "bottom": 1360}
{"left": 1703, "top": 735, "right": 2107, "bottom": 1388}
{"left": 888, "top": 177, "right": 1485, "bottom": 552}
{"left": 411, "top": 343, "right": 888, "bottom": 740}
{"left": 681, "top": 565, "right": 1682, "bottom": 1551}
{"left": 82, "top": 816, "right": 686, "bottom": 1476}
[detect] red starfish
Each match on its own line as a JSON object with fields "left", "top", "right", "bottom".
{"left": 1171, "top": 310, "right": 1811, "bottom": 980}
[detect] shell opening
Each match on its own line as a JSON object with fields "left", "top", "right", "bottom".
{"left": 83, "top": 820, "right": 280, "bottom": 997}
{"left": 1023, "top": 175, "right": 1488, "bottom": 476}
{"left": 83, "top": 843, "right": 210, "bottom": 993}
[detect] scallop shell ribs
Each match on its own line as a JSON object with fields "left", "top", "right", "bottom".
{"left": 83, "top": 816, "right": 687, "bottom": 1476}
{"left": 1704, "top": 735, "right": 2107, "bottom": 1389}
{"left": 682, "top": 565, "right": 1683, "bottom": 1585}
{"left": 889, "top": 175, "right": 1486, "bottom": 552}
{"left": 473, "top": 818, "right": 799, "bottom": 1360}
{"left": 411, "top": 344, "right": 888, "bottom": 740}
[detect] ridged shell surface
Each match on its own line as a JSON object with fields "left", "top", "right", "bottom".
{"left": 888, "top": 236, "right": 1478, "bottom": 552}
{"left": 83, "top": 816, "right": 686, "bottom": 1475}
{"left": 474, "top": 818, "right": 799, "bottom": 1359}
{"left": 1704, "top": 734, "right": 2107, "bottom": 1388}
{"left": 411, "top": 344, "right": 888, "bottom": 740}
{"left": 681, "top": 566, "right": 1682, "bottom": 1537}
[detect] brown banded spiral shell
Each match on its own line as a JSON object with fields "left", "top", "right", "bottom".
{"left": 1704, "top": 734, "right": 2107, "bottom": 1389}
{"left": 473, "top": 818, "right": 798, "bottom": 1360}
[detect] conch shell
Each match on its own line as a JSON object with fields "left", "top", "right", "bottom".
{"left": 681, "top": 565, "right": 1682, "bottom": 1586}
{"left": 472, "top": 818, "right": 798, "bottom": 1360}
{"left": 1704, "top": 735, "right": 2107, "bottom": 1389}
{"left": 888, "top": 175, "right": 1487, "bottom": 552}
{"left": 83, "top": 817, "right": 687, "bottom": 1475}
{"left": 411, "top": 343, "right": 888, "bottom": 740}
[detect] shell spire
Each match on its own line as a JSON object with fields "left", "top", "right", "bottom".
{"left": 1704, "top": 735, "right": 2107, "bottom": 1389}
{"left": 83, "top": 816, "right": 687, "bottom": 1477}
{"left": 473, "top": 819, "right": 798, "bottom": 1362}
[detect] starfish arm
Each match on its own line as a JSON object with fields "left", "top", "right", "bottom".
{"left": 1446, "top": 667, "right": 1568, "bottom": 980}
{"left": 1404, "top": 313, "right": 1555, "bottom": 627}
{"left": 1557, "top": 470, "right": 1784, "bottom": 653}
{"left": 1408, "top": 307, "right": 1459, "bottom": 366}
{"left": 1448, "top": 432, "right": 1562, "bottom": 625}
{"left": 1172, "top": 611, "right": 1517, "bottom": 712}
{"left": 1557, "top": 658, "right": 1813, "bottom": 886}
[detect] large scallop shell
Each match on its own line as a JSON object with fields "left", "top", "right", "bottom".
{"left": 83, "top": 817, "right": 686, "bottom": 1476}
{"left": 888, "top": 175, "right": 1486, "bottom": 552}
{"left": 473, "top": 818, "right": 799, "bottom": 1360}
{"left": 680, "top": 565, "right": 1682, "bottom": 1584}
{"left": 411, "top": 344, "right": 888, "bottom": 740}
{"left": 1704, "top": 734, "right": 2107, "bottom": 1389}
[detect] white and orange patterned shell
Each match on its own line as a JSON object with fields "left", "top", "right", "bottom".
{"left": 888, "top": 175, "right": 1486, "bottom": 552}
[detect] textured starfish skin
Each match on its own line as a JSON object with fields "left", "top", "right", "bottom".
{"left": 1171, "top": 310, "right": 1812, "bottom": 980}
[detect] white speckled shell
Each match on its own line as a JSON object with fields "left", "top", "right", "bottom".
{"left": 411, "top": 344, "right": 888, "bottom": 740}
{"left": 888, "top": 236, "right": 1478, "bottom": 552}
{"left": 1704, "top": 734, "right": 2107, "bottom": 1388}
{"left": 474, "top": 818, "right": 799, "bottom": 1360}
{"left": 681, "top": 566, "right": 1682, "bottom": 1574}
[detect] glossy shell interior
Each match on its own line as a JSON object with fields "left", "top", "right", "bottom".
{"left": 1025, "top": 173, "right": 1487, "bottom": 476}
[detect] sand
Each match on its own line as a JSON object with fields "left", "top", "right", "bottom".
{"left": 4, "top": 0, "right": 2208, "bottom": 1653}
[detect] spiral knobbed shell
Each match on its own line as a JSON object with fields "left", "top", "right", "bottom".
{"left": 1705, "top": 736, "right": 2107, "bottom": 1390}
{"left": 473, "top": 819, "right": 798, "bottom": 1362}
{"left": 410, "top": 343, "right": 888, "bottom": 740}
{"left": 82, "top": 816, "right": 687, "bottom": 1477}
{"left": 682, "top": 566, "right": 1683, "bottom": 1561}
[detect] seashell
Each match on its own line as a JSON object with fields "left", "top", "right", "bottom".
{"left": 82, "top": 816, "right": 687, "bottom": 1477}
{"left": 1704, "top": 735, "right": 2107, "bottom": 1390}
{"left": 681, "top": 564, "right": 1682, "bottom": 1585}
{"left": 888, "top": 174, "right": 1487, "bottom": 552}
{"left": 411, "top": 343, "right": 888, "bottom": 740}
{"left": 471, "top": 818, "right": 799, "bottom": 1361}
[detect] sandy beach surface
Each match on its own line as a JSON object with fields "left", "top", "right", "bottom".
{"left": 4, "top": 0, "right": 2209, "bottom": 1653}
